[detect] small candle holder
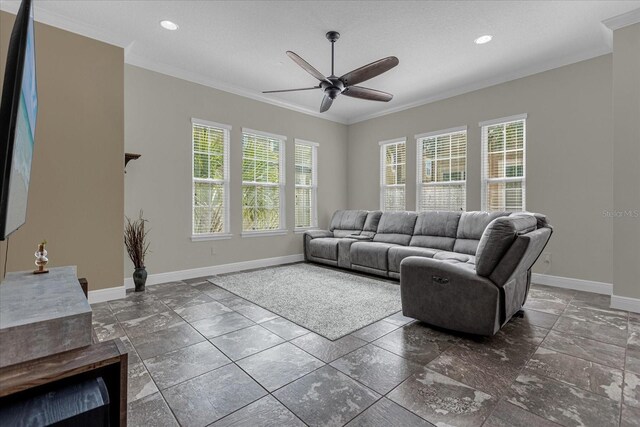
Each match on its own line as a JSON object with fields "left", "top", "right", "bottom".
{"left": 34, "top": 241, "right": 49, "bottom": 275}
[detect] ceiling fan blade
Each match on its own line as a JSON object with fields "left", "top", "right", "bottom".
{"left": 287, "top": 51, "right": 329, "bottom": 82}
{"left": 262, "top": 86, "right": 319, "bottom": 94}
{"left": 339, "top": 56, "right": 399, "bottom": 86}
{"left": 342, "top": 86, "right": 393, "bottom": 102}
{"left": 320, "top": 94, "right": 333, "bottom": 113}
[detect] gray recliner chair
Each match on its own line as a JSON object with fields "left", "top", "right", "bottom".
{"left": 400, "top": 214, "right": 552, "bottom": 335}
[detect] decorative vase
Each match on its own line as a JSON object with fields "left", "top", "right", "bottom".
{"left": 133, "top": 267, "right": 147, "bottom": 292}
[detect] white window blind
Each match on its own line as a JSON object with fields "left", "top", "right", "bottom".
{"left": 242, "top": 129, "right": 286, "bottom": 232}
{"left": 481, "top": 115, "right": 526, "bottom": 211}
{"left": 294, "top": 140, "right": 318, "bottom": 229}
{"left": 380, "top": 138, "right": 406, "bottom": 211}
{"left": 416, "top": 127, "right": 467, "bottom": 211}
{"left": 192, "top": 119, "right": 231, "bottom": 237}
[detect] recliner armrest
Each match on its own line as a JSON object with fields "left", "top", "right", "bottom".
{"left": 303, "top": 229, "right": 334, "bottom": 262}
{"left": 400, "top": 256, "right": 497, "bottom": 289}
{"left": 399, "top": 256, "right": 501, "bottom": 335}
{"left": 304, "top": 229, "right": 334, "bottom": 239}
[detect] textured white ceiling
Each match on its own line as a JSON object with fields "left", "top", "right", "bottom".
{"left": 1, "top": 1, "right": 638, "bottom": 123}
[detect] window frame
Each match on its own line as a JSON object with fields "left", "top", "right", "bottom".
{"left": 379, "top": 137, "right": 407, "bottom": 212}
{"left": 240, "top": 128, "right": 287, "bottom": 237}
{"left": 294, "top": 139, "right": 319, "bottom": 233}
{"left": 415, "top": 126, "right": 468, "bottom": 212}
{"left": 191, "top": 118, "right": 232, "bottom": 241}
{"left": 480, "top": 114, "right": 528, "bottom": 212}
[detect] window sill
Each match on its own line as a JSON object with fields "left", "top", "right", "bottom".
{"left": 294, "top": 227, "right": 318, "bottom": 234}
{"left": 191, "top": 233, "right": 233, "bottom": 242}
{"left": 241, "top": 229, "right": 288, "bottom": 238}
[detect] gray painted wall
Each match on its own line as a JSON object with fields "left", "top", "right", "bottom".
{"left": 346, "top": 55, "right": 614, "bottom": 284}
{"left": 126, "top": 53, "right": 629, "bottom": 293}
{"left": 613, "top": 23, "right": 640, "bottom": 299}
{"left": 124, "top": 65, "right": 348, "bottom": 275}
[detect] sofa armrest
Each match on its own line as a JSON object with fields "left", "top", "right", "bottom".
{"left": 304, "top": 229, "right": 334, "bottom": 239}
{"left": 303, "top": 229, "right": 333, "bottom": 261}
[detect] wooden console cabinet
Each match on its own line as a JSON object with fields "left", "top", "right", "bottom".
{"left": 0, "top": 267, "right": 128, "bottom": 426}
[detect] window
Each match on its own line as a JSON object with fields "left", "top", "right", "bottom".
{"left": 242, "top": 128, "right": 286, "bottom": 234}
{"left": 416, "top": 127, "right": 467, "bottom": 211}
{"left": 481, "top": 114, "right": 527, "bottom": 211}
{"left": 380, "top": 138, "right": 406, "bottom": 211}
{"left": 294, "top": 140, "right": 318, "bottom": 230}
{"left": 192, "top": 119, "right": 231, "bottom": 239}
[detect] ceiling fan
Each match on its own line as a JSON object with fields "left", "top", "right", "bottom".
{"left": 263, "top": 31, "right": 399, "bottom": 113}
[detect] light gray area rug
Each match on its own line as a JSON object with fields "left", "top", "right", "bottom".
{"left": 209, "top": 263, "right": 402, "bottom": 340}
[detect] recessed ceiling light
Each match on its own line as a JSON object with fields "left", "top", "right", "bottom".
{"left": 474, "top": 35, "right": 493, "bottom": 45}
{"left": 160, "top": 20, "right": 179, "bottom": 31}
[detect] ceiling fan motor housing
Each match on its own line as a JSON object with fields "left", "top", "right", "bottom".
{"left": 321, "top": 78, "right": 345, "bottom": 99}
{"left": 326, "top": 31, "right": 340, "bottom": 42}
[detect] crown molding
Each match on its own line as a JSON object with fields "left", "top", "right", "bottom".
{"left": 125, "top": 53, "right": 347, "bottom": 125}
{"left": 603, "top": 7, "right": 640, "bottom": 31}
{"left": 1, "top": 1, "right": 624, "bottom": 127}
{"left": 0, "top": 1, "right": 131, "bottom": 47}
{"left": 346, "top": 45, "right": 612, "bottom": 124}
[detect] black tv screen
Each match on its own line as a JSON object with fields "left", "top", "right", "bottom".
{"left": 0, "top": 0, "right": 37, "bottom": 240}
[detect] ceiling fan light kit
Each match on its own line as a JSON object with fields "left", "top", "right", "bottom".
{"left": 262, "top": 31, "right": 399, "bottom": 113}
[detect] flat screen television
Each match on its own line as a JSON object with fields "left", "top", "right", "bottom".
{"left": 0, "top": 0, "right": 37, "bottom": 240}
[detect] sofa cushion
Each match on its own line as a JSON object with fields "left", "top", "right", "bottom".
{"left": 453, "top": 211, "right": 510, "bottom": 255}
{"left": 433, "top": 251, "right": 476, "bottom": 265}
{"left": 410, "top": 211, "right": 461, "bottom": 251}
{"left": 350, "top": 241, "right": 398, "bottom": 271}
{"left": 373, "top": 212, "right": 418, "bottom": 246}
{"left": 361, "top": 211, "right": 383, "bottom": 238}
{"left": 308, "top": 238, "right": 340, "bottom": 261}
{"left": 329, "top": 210, "right": 368, "bottom": 238}
{"left": 475, "top": 215, "right": 537, "bottom": 277}
{"left": 510, "top": 211, "right": 549, "bottom": 229}
{"left": 388, "top": 246, "right": 440, "bottom": 273}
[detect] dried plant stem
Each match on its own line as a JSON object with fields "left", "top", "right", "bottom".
{"left": 124, "top": 210, "right": 149, "bottom": 269}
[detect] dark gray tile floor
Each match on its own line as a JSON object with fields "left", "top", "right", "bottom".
{"left": 91, "top": 277, "right": 640, "bottom": 427}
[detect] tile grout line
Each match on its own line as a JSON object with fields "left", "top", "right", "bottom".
{"left": 118, "top": 285, "right": 231, "bottom": 425}
{"left": 483, "top": 292, "right": 571, "bottom": 425}
{"left": 158, "top": 288, "right": 330, "bottom": 425}
{"left": 619, "top": 312, "right": 630, "bottom": 426}
{"left": 102, "top": 283, "right": 321, "bottom": 425}
{"left": 117, "top": 300, "right": 181, "bottom": 425}
{"left": 102, "top": 281, "right": 633, "bottom": 427}
{"left": 129, "top": 294, "right": 304, "bottom": 425}
{"left": 522, "top": 292, "right": 627, "bottom": 425}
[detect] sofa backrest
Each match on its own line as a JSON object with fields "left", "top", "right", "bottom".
{"left": 509, "top": 211, "right": 549, "bottom": 229}
{"left": 361, "top": 211, "right": 383, "bottom": 238}
{"left": 409, "top": 211, "right": 462, "bottom": 251}
{"left": 329, "top": 210, "right": 368, "bottom": 237}
{"left": 373, "top": 212, "right": 418, "bottom": 245}
{"left": 475, "top": 215, "right": 538, "bottom": 277}
{"left": 453, "top": 211, "right": 510, "bottom": 255}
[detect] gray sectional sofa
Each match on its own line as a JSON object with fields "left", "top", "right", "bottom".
{"left": 303, "top": 209, "right": 552, "bottom": 335}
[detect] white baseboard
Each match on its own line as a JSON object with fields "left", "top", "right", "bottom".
{"left": 532, "top": 273, "right": 640, "bottom": 313}
{"left": 93, "top": 260, "right": 640, "bottom": 314}
{"left": 611, "top": 295, "right": 640, "bottom": 314}
{"left": 124, "top": 254, "right": 305, "bottom": 290}
{"left": 88, "top": 285, "right": 126, "bottom": 304}
{"left": 531, "top": 273, "right": 613, "bottom": 295}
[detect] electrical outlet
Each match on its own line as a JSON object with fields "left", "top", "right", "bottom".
{"left": 543, "top": 253, "right": 552, "bottom": 264}
{"left": 210, "top": 247, "right": 215, "bottom": 256}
